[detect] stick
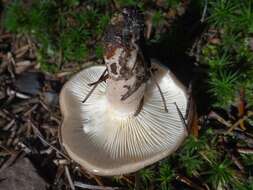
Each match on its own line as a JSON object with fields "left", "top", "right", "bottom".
{"left": 79, "top": 169, "right": 104, "bottom": 187}
{"left": 176, "top": 175, "right": 206, "bottom": 190}
{"left": 30, "top": 121, "right": 69, "bottom": 160}
{"left": 150, "top": 71, "right": 168, "bottom": 112}
{"left": 208, "top": 111, "right": 231, "bottom": 127}
{"left": 237, "top": 147, "right": 253, "bottom": 154}
{"left": 212, "top": 129, "right": 253, "bottom": 147}
{"left": 0, "top": 151, "right": 24, "bottom": 173}
{"left": 88, "top": 74, "right": 108, "bottom": 86}
{"left": 201, "top": 0, "right": 208, "bottom": 23}
{"left": 174, "top": 102, "right": 188, "bottom": 131}
{"left": 74, "top": 181, "right": 120, "bottom": 190}
{"left": 227, "top": 112, "right": 253, "bottom": 133}
{"left": 65, "top": 166, "right": 75, "bottom": 190}
{"left": 82, "top": 69, "right": 107, "bottom": 103}
{"left": 134, "top": 172, "right": 141, "bottom": 190}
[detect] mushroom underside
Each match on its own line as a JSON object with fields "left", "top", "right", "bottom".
{"left": 60, "top": 60, "right": 188, "bottom": 176}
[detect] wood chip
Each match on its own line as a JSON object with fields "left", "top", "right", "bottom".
{"left": 15, "top": 60, "right": 34, "bottom": 74}
{"left": 15, "top": 45, "right": 30, "bottom": 58}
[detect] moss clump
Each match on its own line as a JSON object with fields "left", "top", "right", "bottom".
{"left": 4, "top": 0, "right": 111, "bottom": 73}
{"left": 200, "top": 0, "right": 253, "bottom": 108}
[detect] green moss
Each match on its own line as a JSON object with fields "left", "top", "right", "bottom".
{"left": 152, "top": 10, "right": 165, "bottom": 27}
{"left": 209, "top": 70, "right": 238, "bottom": 108}
{"left": 199, "top": 0, "right": 253, "bottom": 108}
{"left": 116, "top": 0, "right": 138, "bottom": 6}
{"left": 205, "top": 158, "right": 241, "bottom": 189}
{"left": 208, "top": 0, "right": 237, "bottom": 29}
{"left": 158, "top": 162, "right": 175, "bottom": 190}
{"left": 3, "top": 0, "right": 110, "bottom": 70}
{"left": 166, "top": 0, "right": 181, "bottom": 8}
{"left": 139, "top": 168, "right": 155, "bottom": 187}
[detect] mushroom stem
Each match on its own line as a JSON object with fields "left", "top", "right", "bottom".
{"left": 105, "top": 77, "right": 146, "bottom": 117}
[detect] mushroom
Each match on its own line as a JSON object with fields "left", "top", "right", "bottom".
{"left": 60, "top": 8, "right": 192, "bottom": 176}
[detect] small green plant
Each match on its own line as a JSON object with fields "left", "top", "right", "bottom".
{"left": 152, "top": 10, "right": 165, "bottom": 27}
{"left": 207, "top": 54, "right": 231, "bottom": 70}
{"left": 157, "top": 161, "right": 175, "bottom": 190}
{"left": 208, "top": 0, "right": 237, "bottom": 29}
{"left": 209, "top": 70, "right": 238, "bottom": 108}
{"left": 139, "top": 168, "right": 155, "bottom": 187}
{"left": 201, "top": 0, "right": 253, "bottom": 108}
{"left": 236, "top": 1, "right": 253, "bottom": 33}
{"left": 178, "top": 135, "right": 208, "bottom": 176}
{"left": 116, "top": 0, "right": 138, "bottom": 6}
{"left": 205, "top": 158, "right": 241, "bottom": 189}
{"left": 166, "top": 0, "right": 180, "bottom": 8}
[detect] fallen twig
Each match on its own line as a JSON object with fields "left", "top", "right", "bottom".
{"left": 208, "top": 111, "right": 231, "bottom": 127}
{"left": 0, "top": 143, "right": 13, "bottom": 155}
{"left": 200, "top": 0, "right": 208, "bottom": 23}
{"left": 65, "top": 165, "right": 75, "bottom": 190}
{"left": 237, "top": 147, "right": 253, "bottom": 154}
{"left": 212, "top": 129, "right": 253, "bottom": 147}
{"left": 174, "top": 102, "right": 188, "bottom": 131}
{"left": 53, "top": 165, "right": 65, "bottom": 186}
{"left": 74, "top": 181, "right": 120, "bottom": 190}
{"left": 15, "top": 45, "right": 30, "bottom": 58}
{"left": 176, "top": 175, "right": 206, "bottom": 190}
{"left": 79, "top": 170, "right": 105, "bottom": 187}
{"left": 229, "top": 152, "right": 245, "bottom": 173}
{"left": 134, "top": 172, "right": 141, "bottom": 190}
{"left": 227, "top": 112, "right": 253, "bottom": 133}
{"left": 151, "top": 70, "right": 168, "bottom": 113}
{"left": 120, "top": 175, "right": 134, "bottom": 186}
{"left": 30, "top": 120, "right": 70, "bottom": 160}
{"left": 0, "top": 151, "right": 24, "bottom": 173}
{"left": 3, "top": 119, "right": 15, "bottom": 130}
{"left": 82, "top": 68, "right": 107, "bottom": 103}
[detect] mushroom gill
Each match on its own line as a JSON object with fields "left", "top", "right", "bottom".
{"left": 60, "top": 61, "right": 189, "bottom": 176}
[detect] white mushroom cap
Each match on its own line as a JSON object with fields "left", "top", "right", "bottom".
{"left": 60, "top": 60, "right": 189, "bottom": 176}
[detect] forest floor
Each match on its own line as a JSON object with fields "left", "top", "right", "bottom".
{"left": 0, "top": 0, "right": 253, "bottom": 190}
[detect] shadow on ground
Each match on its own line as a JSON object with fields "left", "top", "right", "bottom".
{"left": 147, "top": 2, "right": 210, "bottom": 115}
